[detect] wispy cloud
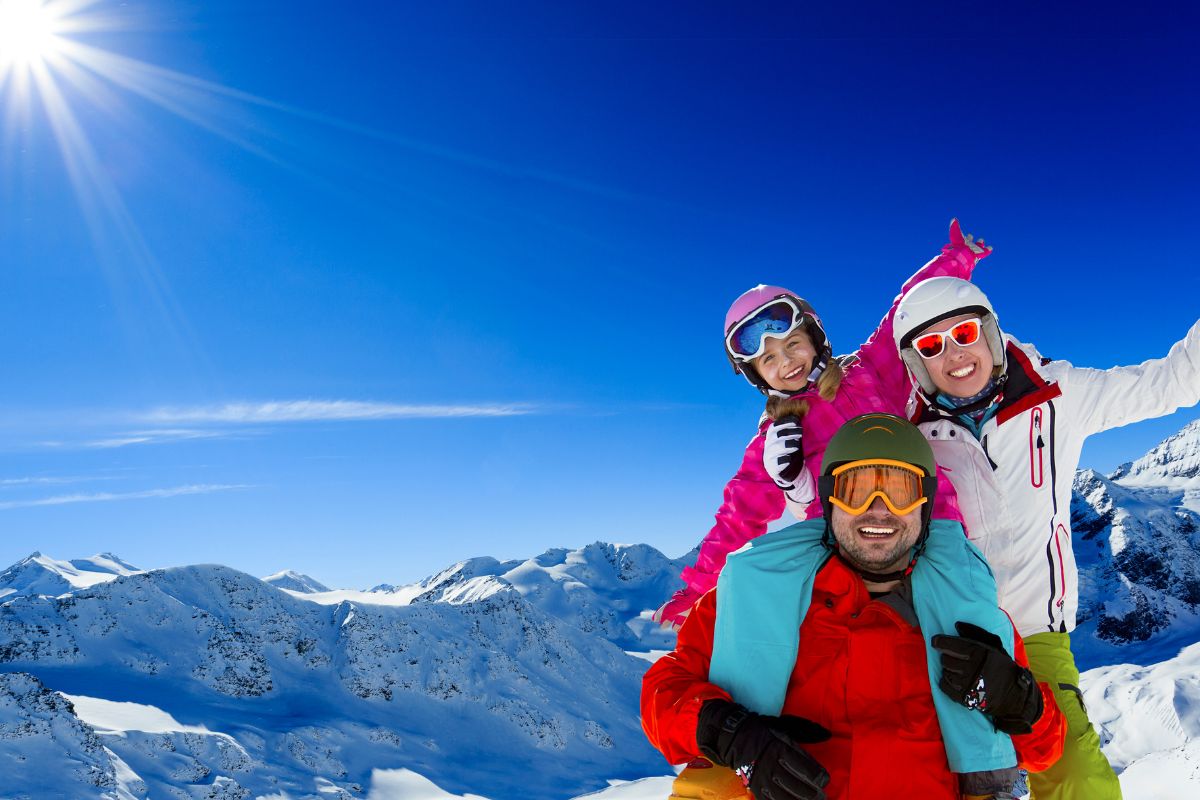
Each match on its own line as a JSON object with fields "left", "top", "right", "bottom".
{"left": 137, "top": 400, "right": 537, "bottom": 425}
{"left": 82, "top": 429, "right": 231, "bottom": 449}
{"left": 34, "top": 429, "right": 232, "bottom": 451}
{"left": 0, "top": 475, "right": 120, "bottom": 488}
{"left": 0, "top": 484, "right": 250, "bottom": 511}
{"left": 12, "top": 400, "right": 539, "bottom": 451}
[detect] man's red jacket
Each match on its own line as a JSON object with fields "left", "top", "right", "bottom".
{"left": 642, "top": 557, "right": 1066, "bottom": 799}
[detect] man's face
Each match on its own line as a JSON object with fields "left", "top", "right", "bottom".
{"left": 913, "top": 313, "right": 994, "bottom": 398}
{"left": 830, "top": 495, "right": 923, "bottom": 574}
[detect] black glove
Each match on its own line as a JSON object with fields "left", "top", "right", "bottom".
{"left": 696, "top": 699, "right": 830, "bottom": 800}
{"left": 764, "top": 415, "right": 805, "bottom": 490}
{"left": 931, "top": 621, "right": 1043, "bottom": 735}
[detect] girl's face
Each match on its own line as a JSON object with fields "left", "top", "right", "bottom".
{"left": 753, "top": 328, "right": 816, "bottom": 393}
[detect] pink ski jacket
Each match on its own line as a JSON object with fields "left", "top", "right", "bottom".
{"left": 680, "top": 239, "right": 983, "bottom": 598}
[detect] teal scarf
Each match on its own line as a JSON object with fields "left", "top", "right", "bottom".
{"left": 708, "top": 518, "right": 1017, "bottom": 774}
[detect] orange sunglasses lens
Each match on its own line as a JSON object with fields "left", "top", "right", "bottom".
{"left": 913, "top": 319, "right": 982, "bottom": 359}
{"left": 829, "top": 460, "right": 927, "bottom": 515}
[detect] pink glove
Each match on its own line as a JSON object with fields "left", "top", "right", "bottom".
{"left": 944, "top": 218, "right": 992, "bottom": 261}
{"left": 652, "top": 586, "right": 703, "bottom": 630}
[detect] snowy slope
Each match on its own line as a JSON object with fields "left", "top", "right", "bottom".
{"left": 1081, "top": 641, "right": 1200, "bottom": 798}
{"left": 0, "top": 671, "right": 134, "bottom": 800}
{"left": 0, "top": 557, "right": 671, "bottom": 798}
{"left": 1070, "top": 423, "right": 1200, "bottom": 670}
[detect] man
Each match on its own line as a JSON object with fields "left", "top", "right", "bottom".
{"left": 641, "top": 414, "right": 1064, "bottom": 800}
{"left": 892, "top": 274, "right": 1200, "bottom": 800}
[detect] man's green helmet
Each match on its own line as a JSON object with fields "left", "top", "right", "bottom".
{"left": 820, "top": 413, "right": 937, "bottom": 478}
{"left": 819, "top": 413, "right": 939, "bottom": 531}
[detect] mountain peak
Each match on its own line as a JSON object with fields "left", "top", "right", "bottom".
{"left": 261, "top": 569, "right": 330, "bottom": 594}
{"left": 0, "top": 552, "right": 140, "bottom": 599}
{"left": 1109, "top": 418, "right": 1200, "bottom": 484}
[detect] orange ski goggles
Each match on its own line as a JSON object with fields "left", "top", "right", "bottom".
{"left": 827, "top": 458, "right": 930, "bottom": 516}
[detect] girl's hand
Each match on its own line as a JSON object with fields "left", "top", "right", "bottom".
{"left": 947, "top": 218, "right": 992, "bottom": 260}
{"left": 764, "top": 415, "right": 805, "bottom": 490}
{"left": 652, "top": 587, "right": 701, "bottom": 630}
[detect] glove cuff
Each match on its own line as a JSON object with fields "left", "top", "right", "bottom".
{"left": 989, "top": 669, "right": 1042, "bottom": 735}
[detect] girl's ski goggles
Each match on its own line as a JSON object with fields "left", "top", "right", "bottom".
{"left": 911, "top": 318, "right": 983, "bottom": 360}
{"left": 726, "top": 297, "right": 807, "bottom": 361}
{"left": 827, "top": 458, "right": 930, "bottom": 516}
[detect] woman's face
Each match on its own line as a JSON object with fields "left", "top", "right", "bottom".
{"left": 753, "top": 328, "right": 816, "bottom": 393}
{"left": 914, "top": 313, "right": 994, "bottom": 398}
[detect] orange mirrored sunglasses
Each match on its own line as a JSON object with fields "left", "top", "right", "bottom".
{"left": 912, "top": 318, "right": 983, "bottom": 360}
{"left": 828, "top": 458, "right": 929, "bottom": 516}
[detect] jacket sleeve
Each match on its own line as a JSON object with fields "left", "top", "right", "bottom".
{"left": 681, "top": 426, "right": 786, "bottom": 596}
{"left": 1009, "top": 629, "right": 1067, "bottom": 772}
{"left": 930, "top": 464, "right": 967, "bottom": 532}
{"left": 853, "top": 238, "right": 983, "bottom": 406}
{"left": 1055, "top": 318, "right": 1200, "bottom": 437}
{"left": 640, "top": 589, "right": 732, "bottom": 764}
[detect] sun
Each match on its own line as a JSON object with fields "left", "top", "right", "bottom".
{"left": 0, "top": 0, "right": 63, "bottom": 73}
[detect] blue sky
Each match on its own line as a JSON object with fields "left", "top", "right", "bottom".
{"left": 2, "top": 1, "right": 1199, "bottom": 589}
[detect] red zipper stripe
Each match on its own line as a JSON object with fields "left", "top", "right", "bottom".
{"left": 1029, "top": 408, "right": 1044, "bottom": 488}
{"left": 1054, "top": 524, "right": 1068, "bottom": 611}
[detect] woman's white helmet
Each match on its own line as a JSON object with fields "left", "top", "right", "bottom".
{"left": 893, "top": 277, "right": 1006, "bottom": 395}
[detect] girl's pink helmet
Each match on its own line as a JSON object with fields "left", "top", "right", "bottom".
{"left": 724, "top": 285, "right": 831, "bottom": 396}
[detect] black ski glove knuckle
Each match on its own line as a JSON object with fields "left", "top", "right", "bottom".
{"left": 931, "top": 633, "right": 976, "bottom": 660}
{"left": 747, "top": 732, "right": 828, "bottom": 800}
{"left": 989, "top": 667, "right": 1043, "bottom": 735}
{"left": 696, "top": 699, "right": 753, "bottom": 767}
{"left": 955, "top": 620, "right": 1005, "bottom": 651}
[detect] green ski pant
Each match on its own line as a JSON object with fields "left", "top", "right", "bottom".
{"left": 1024, "top": 631, "right": 1122, "bottom": 800}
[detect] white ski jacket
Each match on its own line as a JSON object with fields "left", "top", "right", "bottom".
{"left": 908, "top": 320, "right": 1200, "bottom": 637}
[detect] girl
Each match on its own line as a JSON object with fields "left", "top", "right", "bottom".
{"left": 654, "top": 220, "right": 989, "bottom": 628}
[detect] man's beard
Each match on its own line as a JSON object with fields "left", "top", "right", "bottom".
{"left": 834, "top": 512, "right": 920, "bottom": 574}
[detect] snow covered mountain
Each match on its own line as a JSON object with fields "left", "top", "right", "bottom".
{"left": 261, "top": 570, "right": 330, "bottom": 594}
{"left": 361, "top": 543, "right": 687, "bottom": 652}
{"left": 1109, "top": 419, "right": 1200, "bottom": 483}
{"left": 1070, "top": 420, "right": 1200, "bottom": 670}
{"left": 0, "top": 552, "right": 140, "bottom": 601}
{"left": 0, "top": 543, "right": 687, "bottom": 799}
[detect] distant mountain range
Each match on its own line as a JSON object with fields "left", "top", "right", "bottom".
{"left": 0, "top": 542, "right": 686, "bottom": 799}
{"left": 3, "top": 420, "right": 1200, "bottom": 798}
